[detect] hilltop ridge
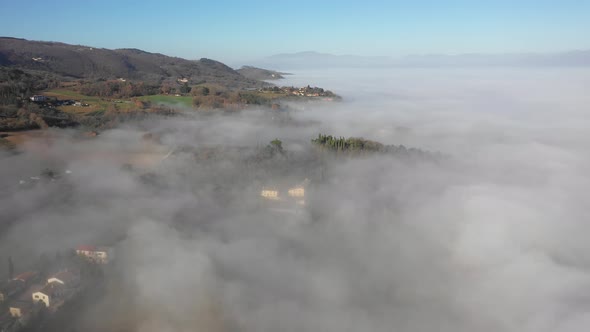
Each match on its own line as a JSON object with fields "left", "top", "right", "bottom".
{"left": 0, "top": 37, "right": 261, "bottom": 88}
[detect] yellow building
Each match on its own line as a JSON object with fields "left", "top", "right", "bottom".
{"left": 261, "top": 189, "right": 279, "bottom": 200}
{"left": 288, "top": 186, "right": 305, "bottom": 198}
{"left": 9, "top": 301, "right": 31, "bottom": 318}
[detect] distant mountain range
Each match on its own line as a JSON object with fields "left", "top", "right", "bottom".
{"left": 251, "top": 51, "right": 393, "bottom": 69}
{"left": 0, "top": 37, "right": 262, "bottom": 88}
{"left": 3, "top": 37, "right": 588, "bottom": 83}
{"left": 250, "top": 50, "right": 590, "bottom": 69}
{"left": 396, "top": 50, "right": 590, "bottom": 67}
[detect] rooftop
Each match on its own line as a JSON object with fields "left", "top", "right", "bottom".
{"left": 13, "top": 271, "right": 38, "bottom": 283}
{"left": 36, "top": 283, "right": 63, "bottom": 297}
{"left": 0, "top": 279, "right": 23, "bottom": 293}
{"left": 76, "top": 245, "right": 110, "bottom": 252}
{"left": 49, "top": 269, "right": 79, "bottom": 285}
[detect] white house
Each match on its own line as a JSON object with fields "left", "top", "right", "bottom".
{"left": 29, "top": 95, "right": 47, "bottom": 102}
{"left": 32, "top": 284, "right": 63, "bottom": 307}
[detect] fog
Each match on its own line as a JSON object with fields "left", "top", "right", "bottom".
{"left": 2, "top": 67, "right": 590, "bottom": 332}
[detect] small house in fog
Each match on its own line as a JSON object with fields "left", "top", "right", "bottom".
{"left": 9, "top": 301, "right": 32, "bottom": 318}
{"left": 288, "top": 185, "right": 306, "bottom": 205}
{"left": 261, "top": 188, "right": 279, "bottom": 200}
{"left": 32, "top": 283, "right": 63, "bottom": 307}
{"left": 76, "top": 245, "right": 114, "bottom": 264}
{"left": 288, "top": 186, "right": 305, "bottom": 198}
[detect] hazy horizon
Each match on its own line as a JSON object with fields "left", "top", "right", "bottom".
{"left": 1, "top": 0, "right": 589, "bottom": 63}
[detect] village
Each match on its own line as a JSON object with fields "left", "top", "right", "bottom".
{"left": 0, "top": 180, "right": 307, "bottom": 332}
{"left": 258, "top": 85, "right": 338, "bottom": 99}
{"left": 30, "top": 95, "right": 89, "bottom": 107}
{"left": 0, "top": 246, "right": 114, "bottom": 332}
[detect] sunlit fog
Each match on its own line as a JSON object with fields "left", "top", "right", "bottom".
{"left": 2, "top": 65, "right": 590, "bottom": 332}
{"left": 2, "top": 0, "right": 590, "bottom": 331}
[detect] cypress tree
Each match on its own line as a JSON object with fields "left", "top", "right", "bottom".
{"left": 8, "top": 256, "right": 14, "bottom": 280}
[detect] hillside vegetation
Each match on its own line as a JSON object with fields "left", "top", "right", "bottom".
{"left": 0, "top": 38, "right": 340, "bottom": 132}
{"left": 0, "top": 37, "right": 262, "bottom": 88}
{"left": 311, "top": 134, "right": 435, "bottom": 158}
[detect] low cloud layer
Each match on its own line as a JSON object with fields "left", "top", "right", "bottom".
{"left": 1, "top": 67, "right": 590, "bottom": 332}
{"left": 248, "top": 50, "right": 590, "bottom": 70}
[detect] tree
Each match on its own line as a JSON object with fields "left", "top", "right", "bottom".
{"left": 8, "top": 256, "right": 14, "bottom": 280}
{"left": 160, "top": 83, "right": 173, "bottom": 95}
{"left": 270, "top": 139, "right": 283, "bottom": 153}
{"left": 37, "top": 253, "right": 50, "bottom": 278}
{"left": 179, "top": 83, "right": 192, "bottom": 94}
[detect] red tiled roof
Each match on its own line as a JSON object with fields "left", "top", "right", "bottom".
{"left": 13, "top": 271, "right": 38, "bottom": 282}
{"left": 49, "top": 269, "right": 79, "bottom": 285}
{"left": 1, "top": 279, "right": 23, "bottom": 293}
{"left": 76, "top": 245, "right": 110, "bottom": 252}
{"left": 76, "top": 245, "right": 97, "bottom": 251}
{"left": 36, "top": 283, "right": 62, "bottom": 296}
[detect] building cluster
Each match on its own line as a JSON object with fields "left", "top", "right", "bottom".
{"left": 260, "top": 179, "right": 309, "bottom": 206}
{"left": 29, "top": 95, "right": 47, "bottom": 102}
{"left": 260, "top": 85, "right": 333, "bottom": 97}
{"left": 0, "top": 269, "right": 79, "bottom": 332}
{"left": 287, "top": 87, "right": 322, "bottom": 97}
{"left": 29, "top": 95, "right": 88, "bottom": 107}
{"left": 75, "top": 246, "right": 114, "bottom": 264}
{"left": 0, "top": 246, "right": 113, "bottom": 332}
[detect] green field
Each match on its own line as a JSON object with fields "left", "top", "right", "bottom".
{"left": 42, "top": 88, "right": 294, "bottom": 115}
{"left": 44, "top": 89, "right": 102, "bottom": 104}
{"left": 255, "top": 90, "right": 290, "bottom": 100}
{"left": 139, "top": 95, "right": 193, "bottom": 108}
{"left": 43, "top": 89, "right": 191, "bottom": 114}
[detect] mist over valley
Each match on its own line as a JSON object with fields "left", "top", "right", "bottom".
{"left": 1, "top": 58, "right": 589, "bottom": 331}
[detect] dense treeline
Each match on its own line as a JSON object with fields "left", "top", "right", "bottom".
{"left": 0, "top": 68, "right": 60, "bottom": 105}
{"left": 311, "top": 133, "right": 435, "bottom": 158}
{"left": 79, "top": 80, "right": 159, "bottom": 98}
{"left": 0, "top": 103, "right": 79, "bottom": 131}
{"left": 192, "top": 87, "right": 274, "bottom": 110}
{"left": 311, "top": 134, "right": 384, "bottom": 151}
{"left": 0, "top": 67, "right": 72, "bottom": 131}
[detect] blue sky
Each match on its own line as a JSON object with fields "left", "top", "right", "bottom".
{"left": 0, "top": 0, "right": 588, "bottom": 63}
